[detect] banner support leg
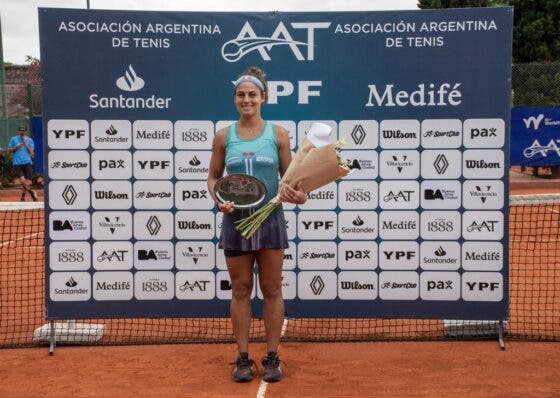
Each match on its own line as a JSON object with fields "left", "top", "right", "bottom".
{"left": 497, "top": 320, "right": 505, "bottom": 350}
{"left": 48, "top": 321, "right": 56, "bottom": 355}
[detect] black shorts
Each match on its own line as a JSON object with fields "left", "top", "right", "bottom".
{"left": 224, "top": 249, "right": 257, "bottom": 258}
{"left": 14, "top": 164, "right": 34, "bottom": 180}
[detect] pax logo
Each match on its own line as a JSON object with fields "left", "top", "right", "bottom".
{"left": 338, "top": 241, "right": 377, "bottom": 270}
{"left": 221, "top": 22, "right": 330, "bottom": 62}
{"left": 116, "top": 65, "right": 145, "bottom": 91}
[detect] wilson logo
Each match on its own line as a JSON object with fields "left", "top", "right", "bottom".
{"left": 177, "top": 221, "right": 211, "bottom": 230}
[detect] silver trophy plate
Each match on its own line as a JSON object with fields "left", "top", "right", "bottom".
{"left": 214, "top": 174, "right": 267, "bottom": 209}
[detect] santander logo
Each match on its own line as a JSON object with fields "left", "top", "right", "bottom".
{"left": 116, "top": 65, "right": 145, "bottom": 91}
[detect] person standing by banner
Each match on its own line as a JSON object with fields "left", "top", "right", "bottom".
{"left": 8, "top": 126, "right": 38, "bottom": 202}
{"left": 208, "top": 67, "right": 306, "bottom": 383}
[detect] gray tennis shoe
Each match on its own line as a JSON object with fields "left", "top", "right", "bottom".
{"left": 261, "top": 351, "right": 283, "bottom": 382}
{"left": 231, "top": 352, "right": 255, "bottom": 382}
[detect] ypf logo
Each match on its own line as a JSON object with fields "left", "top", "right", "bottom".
{"left": 116, "top": 65, "right": 145, "bottom": 91}
{"left": 221, "top": 22, "right": 330, "bottom": 62}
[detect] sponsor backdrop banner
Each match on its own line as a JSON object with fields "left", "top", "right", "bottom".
{"left": 40, "top": 8, "right": 512, "bottom": 320}
{"left": 511, "top": 106, "right": 560, "bottom": 166}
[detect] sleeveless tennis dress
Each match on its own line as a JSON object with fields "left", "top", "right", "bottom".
{"left": 218, "top": 121, "right": 289, "bottom": 252}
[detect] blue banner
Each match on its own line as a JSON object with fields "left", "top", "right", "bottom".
{"left": 511, "top": 106, "right": 560, "bottom": 166}
{"left": 32, "top": 116, "right": 44, "bottom": 173}
{"left": 40, "top": 8, "right": 512, "bottom": 320}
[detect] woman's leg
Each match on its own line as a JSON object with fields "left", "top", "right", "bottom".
{"left": 226, "top": 253, "right": 256, "bottom": 353}
{"left": 256, "top": 248, "right": 284, "bottom": 353}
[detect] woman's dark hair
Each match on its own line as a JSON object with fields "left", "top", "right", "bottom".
{"left": 235, "top": 66, "right": 268, "bottom": 102}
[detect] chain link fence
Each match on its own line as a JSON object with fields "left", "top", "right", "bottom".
{"left": 512, "top": 62, "right": 560, "bottom": 106}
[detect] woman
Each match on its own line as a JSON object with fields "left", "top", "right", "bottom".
{"left": 208, "top": 66, "right": 306, "bottom": 383}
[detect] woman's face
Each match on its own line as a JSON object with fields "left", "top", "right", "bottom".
{"left": 234, "top": 81, "right": 265, "bottom": 117}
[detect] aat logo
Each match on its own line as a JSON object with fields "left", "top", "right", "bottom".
{"left": 116, "top": 65, "right": 145, "bottom": 91}
{"left": 221, "top": 21, "right": 330, "bottom": 62}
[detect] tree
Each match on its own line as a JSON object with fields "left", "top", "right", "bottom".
{"left": 417, "top": 0, "right": 503, "bottom": 8}
{"left": 417, "top": 0, "right": 560, "bottom": 105}
{"left": 510, "top": 0, "right": 560, "bottom": 63}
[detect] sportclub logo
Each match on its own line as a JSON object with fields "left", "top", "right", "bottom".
{"left": 221, "top": 21, "right": 330, "bottom": 62}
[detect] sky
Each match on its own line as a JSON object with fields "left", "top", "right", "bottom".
{"left": 0, "top": 0, "right": 418, "bottom": 64}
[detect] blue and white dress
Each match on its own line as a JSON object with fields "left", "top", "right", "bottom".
{"left": 218, "top": 121, "right": 289, "bottom": 252}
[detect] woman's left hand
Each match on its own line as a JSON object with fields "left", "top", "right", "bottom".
{"left": 280, "top": 182, "right": 307, "bottom": 205}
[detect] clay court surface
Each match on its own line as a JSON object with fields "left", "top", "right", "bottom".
{"left": 0, "top": 341, "right": 559, "bottom": 397}
{"left": 0, "top": 170, "right": 559, "bottom": 397}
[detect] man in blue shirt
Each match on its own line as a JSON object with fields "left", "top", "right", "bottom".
{"left": 8, "top": 126, "right": 37, "bottom": 201}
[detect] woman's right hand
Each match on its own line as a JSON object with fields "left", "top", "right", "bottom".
{"left": 217, "top": 201, "right": 235, "bottom": 214}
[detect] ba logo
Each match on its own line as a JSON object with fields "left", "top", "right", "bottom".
{"left": 221, "top": 21, "right": 331, "bottom": 62}
{"left": 349, "top": 159, "right": 362, "bottom": 170}
{"left": 53, "top": 220, "right": 72, "bottom": 231}
{"left": 138, "top": 160, "right": 170, "bottom": 170}
{"left": 182, "top": 190, "right": 208, "bottom": 200}
{"left": 424, "top": 189, "right": 444, "bottom": 200}
{"left": 138, "top": 250, "right": 158, "bottom": 260}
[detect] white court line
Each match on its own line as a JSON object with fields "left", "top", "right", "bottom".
{"left": 256, "top": 318, "right": 289, "bottom": 398}
{"left": 0, "top": 232, "right": 43, "bottom": 248}
{"left": 545, "top": 206, "right": 560, "bottom": 214}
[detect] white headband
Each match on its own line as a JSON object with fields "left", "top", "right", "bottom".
{"left": 234, "top": 75, "right": 265, "bottom": 91}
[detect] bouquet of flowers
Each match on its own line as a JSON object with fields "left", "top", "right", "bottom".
{"left": 235, "top": 122, "right": 352, "bottom": 238}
